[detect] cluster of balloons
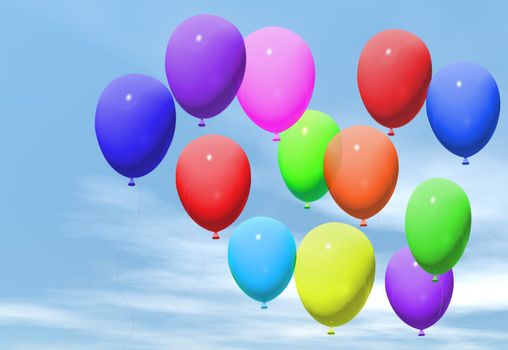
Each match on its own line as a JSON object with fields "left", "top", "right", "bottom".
{"left": 94, "top": 15, "right": 500, "bottom": 338}
{"left": 383, "top": 178, "right": 470, "bottom": 336}
{"left": 358, "top": 30, "right": 500, "bottom": 165}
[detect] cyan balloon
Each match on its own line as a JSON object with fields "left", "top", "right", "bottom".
{"left": 228, "top": 217, "right": 296, "bottom": 308}
{"left": 95, "top": 74, "right": 176, "bottom": 185}
{"left": 426, "top": 62, "right": 500, "bottom": 165}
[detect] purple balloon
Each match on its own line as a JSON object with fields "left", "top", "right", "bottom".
{"left": 95, "top": 74, "right": 176, "bottom": 185}
{"left": 165, "top": 15, "right": 246, "bottom": 126}
{"left": 385, "top": 247, "right": 454, "bottom": 336}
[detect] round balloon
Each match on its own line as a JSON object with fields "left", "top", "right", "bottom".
{"left": 405, "top": 178, "right": 471, "bottom": 276}
{"left": 278, "top": 110, "right": 340, "bottom": 208}
{"left": 228, "top": 217, "right": 296, "bottom": 308}
{"left": 358, "top": 29, "right": 432, "bottom": 135}
{"left": 237, "top": 27, "right": 315, "bottom": 141}
{"left": 176, "top": 135, "right": 251, "bottom": 239}
{"left": 386, "top": 247, "right": 454, "bottom": 336}
{"left": 165, "top": 15, "right": 246, "bottom": 126}
{"left": 294, "top": 222, "right": 375, "bottom": 335}
{"left": 426, "top": 62, "right": 500, "bottom": 165}
{"left": 95, "top": 74, "right": 176, "bottom": 186}
{"left": 324, "top": 126, "right": 399, "bottom": 226}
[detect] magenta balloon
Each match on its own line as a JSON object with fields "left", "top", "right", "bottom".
{"left": 385, "top": 247, "right": 454, "bottom": 336}
{"left": 237, "top": 27, "right": 315, "bottom": 140}
{"left": 165, "top": 15, "right": 246, "bottom": 125}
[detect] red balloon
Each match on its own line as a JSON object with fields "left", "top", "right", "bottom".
{"left": 176, "top": 135, "right": 251, "bottom": 239}
{"left": 357, "top": 29, "right": 432, "bottom": 135}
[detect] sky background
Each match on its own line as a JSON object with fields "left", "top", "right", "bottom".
{"left": 1, "top": 1, "right": 507, "bottom": 349}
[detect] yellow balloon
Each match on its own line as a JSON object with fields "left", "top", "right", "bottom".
{"left": 294, "top": 222, "right": 375, "bottom": 335}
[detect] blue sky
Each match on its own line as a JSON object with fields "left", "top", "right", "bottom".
{"left": 1, "top": 1, "right": 507, "bottom": 349}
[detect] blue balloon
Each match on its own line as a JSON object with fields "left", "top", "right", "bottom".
{"left": 95, "top": 74, "right": 176, "bottom": 185}
{"left": 228, "top": 217, "right": 296, "bottom": 308}
{"left": 426, "top": 62, "right": 500, "bottom": 165}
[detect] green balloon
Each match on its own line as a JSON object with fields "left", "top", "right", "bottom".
{"left": 405, "top": 178, "right": 471, "bottom": 276}
{"left": 278, "top": 110, "right": 340, "bottom": 207}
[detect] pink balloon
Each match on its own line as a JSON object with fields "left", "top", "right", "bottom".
{"left": 237, "top": 27, "right": 315, "bottom": 141}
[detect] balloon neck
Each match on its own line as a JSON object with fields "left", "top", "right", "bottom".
{"left": 418, "top": 329, "right": 425, "bottom": 337}
{"left": 212, "top": 232, "right": 220, "bottom": 240}
{"left": 462, "top": 157, "right": 470, "bottom": 165}
{"left": 272, "top": 133, "right": 281, "bottom": 142}
{"left": 198, "top": 118, "right": 206, "bottom": 127}
{"left": 388, "top": 128, "right": 395, "bottom": 136}
{"left": 327, "top": 327, "right": 335, "bottom": 335}
{"left": 304, "top": 203, "right": 310, "bottom": 209}
{"left": 261, "top": 302, "right": 268, "bottom": 309}
{"left": 432, "top": 275, "right": 438, "bottom": 282}
{"left": 128, "top": 177, "right": 136, "bottom": 187}
{"left": 360, "top": 219, "right": 367, "bottom": 227}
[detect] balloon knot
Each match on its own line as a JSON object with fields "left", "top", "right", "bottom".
{"left": 212, "top": 232, "right": 220, "bottom": 240}
{"left": 260, "top": 302, "right": 268, "bottom": 309}
{"left": 432, "top": 275, "right": 438, "bottom": 282}
{"left": 304, "top": 203, "right": 310, "bottom": 209}
{"left": 272, "top": 133, "right": 281, "bottom": 142}
{"left": 327, "top": 327, "right": 335, "bottom": 335}
{"left": 360, "top": 219, "right": 367, "bottom": 227}
{"left": 462, "top": 157, "right": 469, "bottom": 165}
{"left": 388, "top": 128, "right": 395, "bottom": 136}
{"left": 128, "top": 178, "right": 136, "bottom": 187}
{"left": 418, "top": 329, "right": 425, "bottom": 337}
{"left": 198, "top": 118, "right": 206, "bottom": 127}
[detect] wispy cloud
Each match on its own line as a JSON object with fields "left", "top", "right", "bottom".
{"left": 0, "top": 175, "right": 499, "bottom": 349}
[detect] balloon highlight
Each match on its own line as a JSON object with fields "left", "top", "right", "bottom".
{"left": 165, "top": 15, "right": 246, "bottom": 126}
{"left": 295, "top": 222, "right": 375, "bottom": 335}
{"left": 324, "top": 126, "right": 399, "bottom": 226}
{"left": 385, "top": 247, "right": 454, "bottom": 336}
{"left": 278, "top": 110, "right": 340, "bottom": 208}
{"left": 358, "top": 29, "right": 432, "bottom": 135}
{"left": 426, "top": 62, "right": 500, "bottom": 164}
{"left": 405, "top": 178, "right": 471, "bottom": 276}
{"left": 228, "top": 217, "right": 296, "bottom": 308}
{"left": 238, "top": 27, "right": 315, "bottom": 140}
{"left": 176, "top": 135, "right": 251, "bottom": 239}
{"left": 95, "top": 74, "right": 176, "bottom": 185}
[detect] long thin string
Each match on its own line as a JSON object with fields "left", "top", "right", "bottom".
{"left": 189, "top": 219, "right": 206, "bottom": 292}
{"left": 437, "top": 276, "right": 446, "bottom": 322}
{"left": 115, "top": 183, "right": 142, "bottom": 350}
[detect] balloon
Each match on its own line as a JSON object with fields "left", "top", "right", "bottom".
{"left": 385, "top": 247, "right": 454, "bottom": 336}
{"left": 176, "top": 135, "right": 251, "bottom": 239}
{"left": 237, "top": 27, "right": 315, "bottom": 141}
{"left": 165, "top": 15, "right": 246, "bottom": 126}
{"left": 426, "top": 62, "right": 500, "bottom": 165}
{"left": 278, "top": 110, "right": 340, "bottom": 208}
{"left": 358, "top": 29, "right": 432, "bottom": 135}
{"left": 406, "top": 178, "right": 471, "bottom": 276}
{"left": 324, "top": 126, "right": 398, "bottom": 226}
{"left": 294, "top": 222, "right": 375, "bottom": 335}
{"left": 228, "top": 217, "right": 296, "bottom": 308}
{"left": 95, "top": 74, "right": 176, "bottom": 186}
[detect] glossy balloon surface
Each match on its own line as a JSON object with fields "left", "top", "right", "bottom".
{"left": 176, "top": 135, "right": 251, "bottom": 238}
{"left": 324, "top": 126, "right": 398, "bottom": 225}
{"left": 295, "top": 222, "right": 375, "bottom": 332}
{"left": 278, "top": 110, "right": 340, "bottom": 205}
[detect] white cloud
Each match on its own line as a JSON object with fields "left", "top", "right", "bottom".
{"left": 2, "top": 174, "right": 506, "bottom": 350}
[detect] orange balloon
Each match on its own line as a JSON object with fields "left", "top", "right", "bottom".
{"left": 324, "top": 126, "right": 398, "bottom": 226}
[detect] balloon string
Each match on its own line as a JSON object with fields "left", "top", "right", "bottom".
{"left": 437, "top": 276, "right": 445, "bottom": 322}
{"left": 189, "top": 219, "right": 206, "bottom": 292}
{"left": 115, "top": 183, "right": 142, "bottom": 350}
{"left": 312, "top": 199, "right": 318, "bottom": 230}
